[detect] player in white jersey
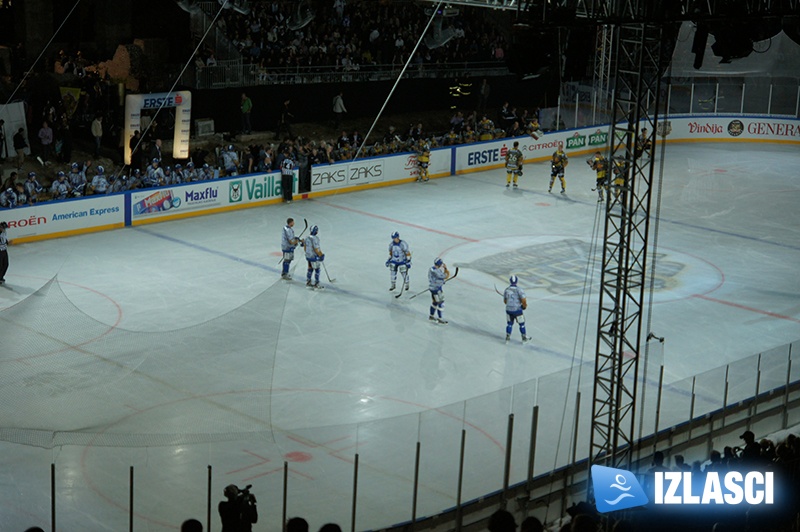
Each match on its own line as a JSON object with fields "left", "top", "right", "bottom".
{"left": 386, "top": 231, "right": 411, "bottom": 291}
{"left": 280, "top": 217, "right": 300, "bottom": 280}
{"left": 90, "top": 166, "right": 109, "bottom": 194}
{"left": 144, "top": 158, "right": 165, "bottom": 188}
{"left": 303, "top": 225, "right": 325, "bottom": 288}
{"left": 428, "top": 258, "right": 451, "bottom": 324}
{"left": 0, "top": 221, "right": 9, "bottom": 285}
{"left": 503, "top": 275, "right": 530, "bottom": 343}
{"left": 505, "top": 140, "right": 524, "bottom": 188}
{"left": 67, "top": 162, "right": 87, "bottom": 196}
{"left": 50, "top": 172, "right": 72, "bottom": 200}
{"left": 25, "top": 172, "right": 44, "bottom": 203}
{"left": 222, "top": 145, "right": 240, "bottom": 176}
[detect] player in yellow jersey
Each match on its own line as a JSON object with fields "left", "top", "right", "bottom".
{"left": 588, "top": 151, "right": 608, "bottom": 202}
{"left": 549, "top": 142, "right": 569, "bottom": 194}
{"left": 416, "top": 140, "right": 431, "bottom": 182}
{"left": 505, "top": 141, "right": 524, "bottom": 188}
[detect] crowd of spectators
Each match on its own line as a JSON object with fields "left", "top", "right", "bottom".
{"left": 196, "top": 0, "right": 509, "bottom": 73}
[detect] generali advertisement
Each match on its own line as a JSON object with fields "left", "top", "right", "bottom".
{"left": 656, "top": 116, "right": 800, "bottom": 144}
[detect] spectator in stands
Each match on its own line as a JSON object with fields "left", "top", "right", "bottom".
{"left": 206, "top": 52, "right": 218, "bottom": 66}
{"left": 241, "top": 92, "right": 253, "bottom": 134}
{"left": 181, "top": 519, "right": 203, "bottom": 531}
{"left": 13, "top": 127, "right": 27, "bottom": 170}
{"left": 643, "top": 450, "right": 670, "bottom": 495}
{"left": 286, "top": 517, "right": 309, "bottom": 532}
{"left": 487, "top": 509, "right": 516, "bottom": 532}
{"left": 149, "top": 138, "right": 163, "bottom": 163}
{"left": 130, "top": 130, "right": 143, "bottom": 170}
{"left": 91, "top": 114, "right": 103, "bottom": 158}
{"left": 275, "top": 99, "right": 294, "bottom": 140}
{"left": 673, "top": 454, "right": 692, "bottom": 472}
{"left": 38, "top": 120, "right": 54, "bottom": 164}
{"left": 519, "top": 517, "right": 543, "bottom": 532}
{"left": 332, "top": 91, "right": 347, "bottom": 130}
{"left": 478, "top": 79, "right": 491, "bottom": 113}
{"left": 740, "top": 430, "right": 762, "bottom": 465}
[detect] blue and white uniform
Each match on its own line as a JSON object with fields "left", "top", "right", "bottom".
{"left": 304, "top": 226, "right": 324, "bottom": 287}
{"left": 68, "top": 164, "right": 87, "bottom": 196}
{"left": 428, "top": 258, "right": 449, "bottom": 324}
{"left": 280, "top": 219, "right": 300, "bottom": 279}
{"left": 144, "top": 160, "right": 165, "bottom": 188}
{"left": 25, "top": 173, "right": 44, "bottom": 203}
{"left": 91, "top": 167, "right": 109, "bottom": 194}
{"left": 0, "top": 188, "right": 16, "bottom": 208}
{"left": 386, "top": 232, "right": 411, "bottom": 291}
{"left": 503, "top": 276, "right": 530, "bottom": 342}
{"left": 50, "top": 176, "right": 71, "bottom": 200}
{"left": 222, "top": 145, "right": 239, "bottom": 175}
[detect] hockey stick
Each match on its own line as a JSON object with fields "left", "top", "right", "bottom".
{"left": 409, "top": 267, "right": 459, "bottom": 299}
{"left": 277, "top": 218, "right": 309, "bottom": 265}
{"left": 322, "top": 261, "right": 336, "bottom": 283}
{"left": 395, "top": 268, "right": 409, "bottom": 298}
{"left": 494, "top": 284, "right": 504, "bottom": 297}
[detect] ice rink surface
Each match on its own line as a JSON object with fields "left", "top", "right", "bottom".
{"left": 1, "top": 142, "right": 799, "bottom": 531}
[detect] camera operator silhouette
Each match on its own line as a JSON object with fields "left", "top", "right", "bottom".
{"left": 219, "top": 484, "right": 258, "bottom": 532}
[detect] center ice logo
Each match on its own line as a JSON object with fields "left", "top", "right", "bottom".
{"left": 591, "top": 465, "right": 649, "bottom": 513}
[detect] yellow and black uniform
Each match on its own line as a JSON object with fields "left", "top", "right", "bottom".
{"left": 635, "top": 129, "right": 652, "bottom": 158}
{"left": 589, "top": 152, "right": 608, "bottom": 202}
{"left": 478, "top": 117, "right": 495, "bottom": 141}
{"left": 549, "top": 149, "right": 569, "bottom": 193}
{"left": 611, "top": 158, "right": 626, "bottom": 198}
{"left": 505, "top": 141, "right": 524, "bottom": 188}
{"left": 416, "top": 141, "right": 431, "bottom": 182}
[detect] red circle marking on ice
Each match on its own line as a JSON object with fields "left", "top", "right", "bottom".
{"left": 285, "top": 451, "right": 313, "bottom": 462}
{"left": 713, "top": 168, "right": 727, "bottom": 173}
{"left": 535, "top": 202, "right": 551, "bottom": 206}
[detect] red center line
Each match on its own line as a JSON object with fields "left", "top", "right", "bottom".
{"left": 695, "top": 294, "right": 800, "bottom": 324}
{"left": 315, "top": 199, "right": 479, "bottom": 242}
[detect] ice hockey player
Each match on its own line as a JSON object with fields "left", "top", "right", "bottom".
{"left": 428, "top": 258, "right": 451, "bottom": 324}
{"left": 281, "top": 217, "right": 301, "bottom": 280}
{"left": 303, "top": 225, "right": 325, "bottom": 289}
{"left": 505, "top": 141, "right": 524, "bottom": 188}
{"left": 588, "top": 151, "right": 608, "bottom": 202}
{"left": 50, "top": 172, "right": 72, "bottom": 200}
{"left": 549, "top": 143, "right": 569, "bottom": 194}
{"left": 90, "top": 165, "right": 109, "bottom": 195}
{"left": 416, "top": 141, "right": 431, "bottom": 182}
{"left": 504, "top": 275, "right": 530, "bottom": 343}
{"left": 386, "top": 231, "right": 411, "bottom": 292}
{"left": 67, "top": 162, "right": 87, "bottom": 196}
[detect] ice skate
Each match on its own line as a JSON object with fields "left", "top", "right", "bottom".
{"left": 561, "top": 188, "right": 566, "bottom": 194}
{"left": 506, "top": 183, "right": 510, "bottom": 188}
{"left": 522, "top": 335, "right": 531, "bottom": 343}
{"left": 505, "top": 334, "right": 510, "bottom": 343}
{"left": 281, "top": 273, "right": 292, "bottom": 280}
{"left": 548, "top": 187, "right": 552, "bottom": 193}
{"left": 389, "top": 284, "right": 396, "bottom": 291}
{"left": 513, "top": 183, "right": 518, "bottom": 188}
{"left": 429, "top": 315, "right": 438, "bottom": 322}
{"left": 306, "top": 280, "right": 313, "bottom": 287}
{"left": 437, "top": 318, "right": 448, "bottom": 324}
{"left": 313, "top": 283, "right": 324, "bottom": 290}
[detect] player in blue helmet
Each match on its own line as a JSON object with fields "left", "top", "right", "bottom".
{"left": 303, "top": 225, "right": 325, "bottom": 288}
{"left": 428, "top": 257, "right": 450, "bottom": 324}
{"left": 503, "top": 275, "right": 530, "bottom": 343}
{"left": 386, "top": 231, "right": 411, "bottom": 292}
{"left": 280, "top": 217, "right": 301, "bottom": 280}
{"left": 90, "top": 165, "right": 109, "bottom": 194}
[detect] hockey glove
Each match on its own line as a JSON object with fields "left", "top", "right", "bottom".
{"left": 319, "top": 254, "right": 325, "bottom": 261}
{"left": 385, "top": 259, "right": 391, "bottom": 267}
{"left": 406, "top": 261, "right": 412, "bottom": 269}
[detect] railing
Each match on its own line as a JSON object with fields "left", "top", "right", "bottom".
{"left": 184, "top": 61, "right": 510, "bottom": 89}
{"left": 552, "top": 77, "right": 800, "bottom": 131}
{"left": 14, "top": 334, "right": 800, "bottom": 531}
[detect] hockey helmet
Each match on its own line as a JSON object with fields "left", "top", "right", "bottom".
{"left": 391, "top": 231, "right": 400, "bottom": 240}
{"left": 71, "top": 162, "right": 79, "bottom": 169}
{"left": 187, "top": 161, "right": 194, "bottom": 168}
{"left": 133, "top": 169, "right": 141, "bottom": 176}
{"left": 57, "top": 171, "right": 66, "bottom": 177}
{"left": 227, "top": 144, "right": 234, "bottom": 151}
{"left": 203, "top": 163, "right": 210, "bottom": 169}
{"left": 152, "top": 158, "right": 160, "bottom": 164}
{"left": 509, "top": 275, "right": 518, "bottom": 286}
{"left": 434, "top": 257, "right": 443, "bottom": 267}
{"left": 310, "top": 225, "right": 319, "bottom": 236}
{"left": 28, "top": 171, "right": 37, "bottom": 178}
{"left": 97, "top": 165, "right": 105, "bottom": 174}
{"left": 175, "top": 163, "right": 182, "bottom": 169}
